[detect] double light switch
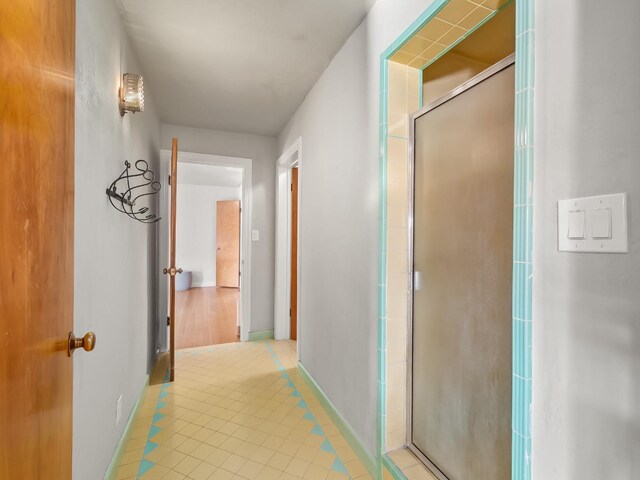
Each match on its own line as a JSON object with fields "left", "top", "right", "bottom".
{"left": 558, "top": 193, "right": 628, "bottom": 253}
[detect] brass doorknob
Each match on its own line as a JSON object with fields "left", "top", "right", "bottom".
{"left": 68, "top": 332, "right": 96, "bottom": 356}
{"left": 162, "top": 267, "right": 183, "bottom": 276}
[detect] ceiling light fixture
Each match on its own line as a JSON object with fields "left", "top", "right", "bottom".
{"left": 119, "top": 73, "right": 144, "bottom": 116}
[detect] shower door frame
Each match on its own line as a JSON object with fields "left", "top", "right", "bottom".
{"left": 406, "top": 54, "right": 516, "bottom": 480}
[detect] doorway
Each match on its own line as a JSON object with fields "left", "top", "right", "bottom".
{"left": 274, "top": 138, "right": 302, "bottom": 355}
{"left": 159, "top": 151, "right": 253, "bottom": 350}
{"left": 173, "top": 164, "right": 242, "bottom": 349}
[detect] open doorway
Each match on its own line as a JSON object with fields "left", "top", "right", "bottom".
{"left": 274, "top": 138, "right": 302, "bottom": 357}
{"left": 174, "top": 163, "right": 242, "bottom": 349}
{"left": 159, "top": 150, "right": 253, "bottom": 354}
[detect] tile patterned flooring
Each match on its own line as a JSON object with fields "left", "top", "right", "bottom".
{"left": 114, "top": 341, "right": 372, "bottom": 480}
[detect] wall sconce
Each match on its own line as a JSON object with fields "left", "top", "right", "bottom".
{"left": 119, "top": 73, "right": 144, "bottom": 116}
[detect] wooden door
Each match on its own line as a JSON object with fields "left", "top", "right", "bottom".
{"left": 0, "top": 0, "right": 76, "bottom": 477}
{"left": 163, "top": 139, "right": 180, "bottom": 382}
{"left": 216, "top": 201, "right": 241, "bottom": 288}
{"left": 290, "top": 168, "right": 299, "bottom": 340}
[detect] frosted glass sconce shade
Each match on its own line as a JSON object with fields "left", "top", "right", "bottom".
{"left": 119, "top": 73, "right": 144, "bottom": 116}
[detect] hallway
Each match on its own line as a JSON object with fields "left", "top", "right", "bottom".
{"left": 3, "top": 0, "right": 640, "bottom": 479}
{"left": 114, "top": 341, "right": 370, "bottom": 480}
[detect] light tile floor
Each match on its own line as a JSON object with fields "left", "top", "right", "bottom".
{"left": 115, "top": 340, "right": 372, "bottom": 480}
{"left": 386, "top": 449, "right": 437, "bottom": 480}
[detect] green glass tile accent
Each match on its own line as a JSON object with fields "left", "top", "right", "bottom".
{"left": 512, "top": 433, "right": 532, "bottom": 480}
{"left": 515, "top": 31, "right": 535, "bottom": 91}
{"left": 513, "top": 206, "right": 533, "bottom": 263}
{"left": 512, "top": 2, "right": 534, "bottom": 478}
{"left": 514, "top": 147, "right": 534, "bottom": 206}
{"left": 512, "top": 261, "right": 533, "bottom": 321}
{"left": 512, "top": 319, "right": 532, "bottom": 379}
{"left": 515, "top": 89, "right": 535, "bottom": 148}
{"left": 516, "top": 0, "right": 535, "bottom": 35}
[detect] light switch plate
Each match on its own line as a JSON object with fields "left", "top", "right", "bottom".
{"left": 251, "top": 230, "right": 260, "bottom": 242}
{"left": 558, "top": 193, "right": 628, "bottom": 253}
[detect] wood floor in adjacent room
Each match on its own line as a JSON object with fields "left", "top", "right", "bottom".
{"left": 175, "top": 287, "right": 239, "bottom": 349}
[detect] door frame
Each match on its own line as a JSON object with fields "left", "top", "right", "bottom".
{"left": 159, "top": 150, "right": 253, "bottom": 343}
{"left": 274, "top": 137, "right": 302, "bottom": 353}
{"left": 406, "top": 55, "right": 516, "bottom": 480}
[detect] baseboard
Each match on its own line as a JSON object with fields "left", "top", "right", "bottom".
{"left": 297, "top": 362, "right": 377, "bottom": 477}
{"left": 190, "top": 281, "right": 215, "bottom": 288}
{"left": 103, "top": 375, "right": 150, "bottom": 480}
{"left": 382, "top": 453, "right": 409, "bottom": 480}
{"left": 248, "top": 329, "right": 274, "bottom": 341}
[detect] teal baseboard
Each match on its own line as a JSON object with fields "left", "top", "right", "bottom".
{"left": 297, "top": 362, "right": 377, "bottom": 477}
{"left": 103, "top": 376, "right": 149, "bottom": 480}
{"left": 248, "top": 329, "right": 274, "bottom": 341}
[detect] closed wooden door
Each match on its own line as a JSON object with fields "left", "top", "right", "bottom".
{"left": 0, "top": 0, "right": 76, "bottom": 477}
{"left": 290, "top": 167, "right": 298, "bottom": 340}
{"left": 163, "top": 139, "right": 180, "bottom": 382}
{"left": 216, "top": 201, "right": 241, "bottom": 288}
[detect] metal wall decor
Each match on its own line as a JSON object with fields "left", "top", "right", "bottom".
{"left": 106, "top": 160, "right": 161, "bottom": 223}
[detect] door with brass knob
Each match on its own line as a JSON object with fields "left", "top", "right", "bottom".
{"left": 0, "top": 0, "right": 76, "bottom": 476}
{"left": 164, "top": 138, "right": 180, "bottom": 382}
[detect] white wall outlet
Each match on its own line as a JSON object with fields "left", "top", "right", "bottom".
{"left": 116, "top": 394, "right": 123, "bottom": 426}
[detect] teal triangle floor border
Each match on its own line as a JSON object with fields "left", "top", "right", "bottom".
{"left": 262, "top": 343, "right": 350, "bottom": 477}
{"left": 137, "top": 459, "right": 155, "bottom": 477}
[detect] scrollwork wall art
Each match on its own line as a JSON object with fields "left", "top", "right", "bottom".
{"left": 106, "top": 160, "right": 161, "bottom": 223}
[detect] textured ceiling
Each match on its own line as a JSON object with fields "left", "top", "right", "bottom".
{"left": 117, "top": 0, "right": 376, "bottom": 136}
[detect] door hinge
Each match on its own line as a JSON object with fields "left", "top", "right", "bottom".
{"left": 167, "top": 316, "right": 170, "bottom": 326}
{"left": 168, "top": 175, "right": 171, "bottom": 185}
{"left": 291, "top": 183, "right": 293, "bottom": 191}
{"left": 289, "top": 308, "right": 291, "bottom": 317}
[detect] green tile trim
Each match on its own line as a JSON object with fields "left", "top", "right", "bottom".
{"left": 511, "top": 1, "right": 534, "bottom": 478}
{"left": 381, "top": 0, "right": 450, "bottom": 59}
{"left": 297, "top": 362, "right": 377, "bottom": 477}
{"left": 104, "top": 376, "right": 149, "bottom": 480}
{"left": 248, "top": 329, "right": 274, "bottom": 341}
{"left": 382, "top": 454, "right": 409, "bottom": 480}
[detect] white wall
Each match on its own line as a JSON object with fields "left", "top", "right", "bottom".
{"left": 278, "top": 0, "right": 439, "bottom": 456}
{"left": 161, "top": 125, "right": 278, "bottom": 333}
{"left": 176, "top": 184, "right": 241, "bottom": 287}
{"left": 74, "top": 0, "right": 161, "bottom": 477}
{"left": 533, "top": 1, "right": 640, "bottom": 478}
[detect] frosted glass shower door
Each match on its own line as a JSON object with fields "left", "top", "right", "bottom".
{"left": 410, "top": 61, "right": 515, "bottom": 480}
